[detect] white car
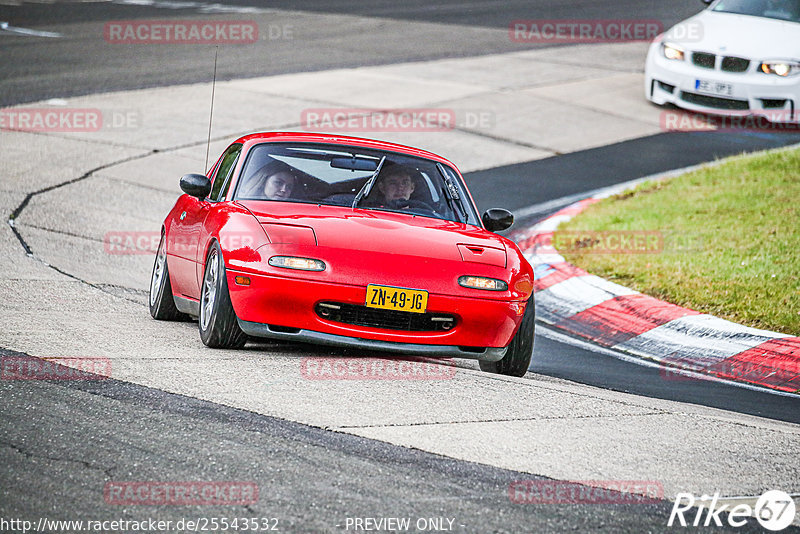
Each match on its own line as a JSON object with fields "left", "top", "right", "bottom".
{"left": 645, "top": 0, "right": 800, "bottom": 123}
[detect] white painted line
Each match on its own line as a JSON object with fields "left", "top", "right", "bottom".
{"left": 614, "top": 314, "right": 789, "bottom": 367}
{"left": 535, "top": 274, "right": 638, "bottom": 319}
{"left": 518, "top": 142, "right": 800, "bottom": 397}
{"left": 537, "top": 325, "right": 800, "bottom": 398}
{"left": 111, "top": 0, "right": 272, "bottom": 13}
{"left": 524, "top": 250, "right": 565, "bottom": 267}
{"left": 0, "top": 21, "right": 61, "bottom": 38}
{"left": 531, "top": 213, "right": 573, "bottom": 233}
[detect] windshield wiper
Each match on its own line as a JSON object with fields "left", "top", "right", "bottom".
{"left": 436, "top": 163, "right": 467, "bottom": 221}
{"left": 352, "top": 156, "right": 386, "bottom": 208}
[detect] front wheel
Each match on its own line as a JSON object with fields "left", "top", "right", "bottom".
{"left": 479, "top": 295, "right": 535, "bottom": 377}
{"left": 149, "top": 232, "right": 188, "bottom": 321}
{"left": 199, "top": 242, "right": 247, "bottom": 348}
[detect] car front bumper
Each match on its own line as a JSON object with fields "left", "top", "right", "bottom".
{"left": 645, "top": 44, "right": 800, "bottom": 124}
{"left": 227, "top": 268, "right": 528, "bottom": 358}
{"left": 237, "top": 319, "right": 508, "bottom": 361}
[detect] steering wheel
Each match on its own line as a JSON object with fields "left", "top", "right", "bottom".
{"left": 387, "top": 198, "right": 435, "bottom": 212}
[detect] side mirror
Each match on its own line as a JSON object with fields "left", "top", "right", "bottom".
{"left": 180, "top": 173, "right": 212, "bottom": 200}
{"left": 701, "top": 0, "right": 713, "bottom": 4}
{"left": 482, "top": 208, "right": 514, "bottom": 232}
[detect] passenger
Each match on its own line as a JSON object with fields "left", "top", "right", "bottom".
{"left": 241, "top": 161, "right": 298, "bottom": 200}
{"left": 262, "top": 170, "right": 296, "bottom": 200}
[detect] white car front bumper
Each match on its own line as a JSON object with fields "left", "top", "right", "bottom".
{"left": 644, "top": 42, "right": 800, "bottom": 124}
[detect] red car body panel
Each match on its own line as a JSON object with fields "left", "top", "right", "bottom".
{"left": 161, "top": 132, "right": 534, "bottom": 356}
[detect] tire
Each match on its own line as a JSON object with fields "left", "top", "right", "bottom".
{"left": 198, "top": 241, "right": 247, "bottom": 348}
{"left": 479, "top": 294, "right": 535, "bottom": 377}
{"left": 149, "top": 233, "right": 188, "bottom": 321}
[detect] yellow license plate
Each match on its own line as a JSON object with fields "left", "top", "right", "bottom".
{"left": 366, "top": 284, "right": 428, "bottom": 313}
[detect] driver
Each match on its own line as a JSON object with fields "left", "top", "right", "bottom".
{"left": 374, "top": 162, "right": 417, "bottom": 208}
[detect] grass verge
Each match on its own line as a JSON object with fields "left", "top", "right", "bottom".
{"left": 556, "top": 146, "right": 800, "bottom": 335}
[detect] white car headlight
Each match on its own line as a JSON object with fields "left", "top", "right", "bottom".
{"left": 661, "top": 42, "right": 685, "bottom": 61}
{"left": 759, "top": 61, "right": 800, "bottom": 77}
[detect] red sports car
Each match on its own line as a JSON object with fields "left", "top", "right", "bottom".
{"left": 149, "top": 132, "right": 535, "bottom": 376}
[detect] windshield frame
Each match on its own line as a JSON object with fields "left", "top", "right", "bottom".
{"left": 232, "top": 141, "right": 481, "bottom": 226}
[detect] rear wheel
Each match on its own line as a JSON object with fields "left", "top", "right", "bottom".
{"left": 479, "top": 295, "right": 535, "bottom": 377}
{"left": 199, "top": 242, "right": 247, "bottom": 348}
{"left": 149, "top": 233, "right": 188, "bottom": 321}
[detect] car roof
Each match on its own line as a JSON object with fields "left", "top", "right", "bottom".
{"left": 233, "top": 132, "right": 459, "bottom": 170}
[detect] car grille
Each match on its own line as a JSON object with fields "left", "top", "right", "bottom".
{"left": 657, "top": 80, "right": 676, "bottom": 93}
{"left": 692, "top": 52, "right": 716, "bottom": 69}
{"left": 690, "top": 51, "right": 752, "bottom": 73}
{"left": 721, "top": 56, "right": 750, "bottom": 73}
{"left": 680, "top": 91, "right": 750, "bottom": 110}
{"left": 315, "top": 302, "right": 456, "bottom": 332}
{"left": 760, "top": 98, "right": 788, "bottom": 109}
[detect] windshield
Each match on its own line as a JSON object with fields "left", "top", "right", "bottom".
{"left": 234, "top": 142, "right": 481, "bottom": 226}
{"left": 712, "top": 0, "right": 800, "bottom": 22}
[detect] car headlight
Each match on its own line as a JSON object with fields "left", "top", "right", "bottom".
{"left": 759, "top": 61, "right": 800, "bottom": 77}
{"left": 458, "top": 276, "right": 508, "bottom": 291}
{"left": 268, "top": 256, "right": 326, "bottom": 271}
{"left": 661, "top": 42, "right": 685, "bottom": 61}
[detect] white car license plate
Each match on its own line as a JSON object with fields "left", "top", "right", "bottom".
{"left": 695, "top": 79, "right": 734, "bottom": 97}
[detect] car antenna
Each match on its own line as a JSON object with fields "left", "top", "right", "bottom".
{"left": 204, "top": 46, "right": 219, "bottom": 173}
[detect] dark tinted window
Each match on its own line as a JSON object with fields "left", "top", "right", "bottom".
{"left": 712, "top": 0, "right": 800, "bottom": 22}
{"left": 209, "top": 143, "right": 242, "bottom": 201}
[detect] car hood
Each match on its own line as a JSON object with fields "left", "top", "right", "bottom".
{"left": 664, "top": 10, "right": 800, "bottom": 59}
{"left": 238, "top": 200, "right": 508, "bottom": 267}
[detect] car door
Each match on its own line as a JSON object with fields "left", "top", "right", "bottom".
{"left": 168, "top": 143, "right": 242, "bottom": 300}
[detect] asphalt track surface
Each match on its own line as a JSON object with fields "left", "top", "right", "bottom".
{"left": 0, "top": 0, "right": 703, "bottom": 107}
{"left": 2, "top": 1, "right": 800, "bottom": 533}
{"left": 4, "top": 346, "right": 744, "bottom": 534}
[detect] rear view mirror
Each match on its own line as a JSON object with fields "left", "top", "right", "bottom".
{"left": 180, "top": 173, "right": 212, "bottom": 200}
{"left": 330, "top": 156, "right": 379, "bottom": 172}
{"left": 482, "top": 208, "right": 514, "bottom": 232}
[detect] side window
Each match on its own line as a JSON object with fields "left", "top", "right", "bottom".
{"left": 209, "top": 143, "right": 242, "bottom": 201}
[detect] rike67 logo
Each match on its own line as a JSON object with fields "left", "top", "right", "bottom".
{"left": 669, "top": 490, "right": 796, "bottom": 531}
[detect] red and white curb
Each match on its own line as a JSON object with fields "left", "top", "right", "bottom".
{"left": 512, "top": 175, "right": 800, "bottom": 395}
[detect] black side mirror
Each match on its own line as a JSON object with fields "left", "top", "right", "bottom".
{"left": 482, "top": 208, "right": 514, "bottom": 232}
{"left": 180, "top": 173, "right": 212, "bottom": 200}
{"left": 701, "top": 0, "right": 713, "bottom": 4}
